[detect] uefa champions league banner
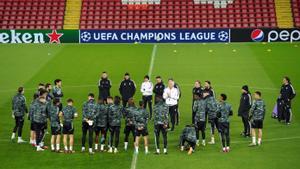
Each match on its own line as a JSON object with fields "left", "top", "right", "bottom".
{"left": 79, "top": 29, "right": 230, "bottom": 43}
{"left": 0, "top": 30, "right": 79, "bottom": 44}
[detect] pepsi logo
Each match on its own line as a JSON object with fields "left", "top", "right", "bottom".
{"left": 251, "top": 29, "right": 265, "bottom": 42}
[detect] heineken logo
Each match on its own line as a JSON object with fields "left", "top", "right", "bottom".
{"left": 0, "top": 30, "right": 63, "bottom": 44}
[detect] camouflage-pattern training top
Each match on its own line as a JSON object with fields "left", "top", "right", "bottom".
{"left": 108, "top": 103, "right": 123, "bottom": 127}
{"left": 153, "top": 101, "right": 169, "bottom": 126}
{"left": 250, "top": 99, "right": 266, "bottom": 121}
{"left": 12, "top": 93, "right": 28, "bottom": 117}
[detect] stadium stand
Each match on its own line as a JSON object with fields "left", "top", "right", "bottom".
{"left": 291, "top": 0, "right": 300, "bottom": 27}
{"left": 0, "top": 0, "right": 66, "bottom": 29}
{"left": 80, "top": 0, "right": 278, "bottom": 29}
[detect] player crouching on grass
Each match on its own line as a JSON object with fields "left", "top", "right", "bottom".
{"left": 123, "top": 98, "right": 137, "bottom": 151}
{"left": 81, "top": 93, "right": 97, "bottom": 155}
{"left": 134, "top": 101, "right": 149, "bottom": 154}
{"left": 192, "top": 94, "right": 207, "bottom": 147}
{"left": 249, "top": 91, "right": 266, "bottom": 147}
{"left": 179, "top": 124, "right": 197, "bottom": 155}
{"left": 153, "top": 96, "right": 169, "bottom": 155}
{"left": 48, "top": 99, "right": 63, "bottom": 152}
{"left": 11, "top": 87, "right": 28, "bottom": 143}
{"left": 94, "top": 99, "right": 108, "bottom": 152}
{"left": 217, "top": 94, "right": 233, "bottom": 153}
{"left": 107, "top": 96, "right": 123, "bottom": 153}
{"left": 62, "top": 99, "right": 78, "bottom": 153}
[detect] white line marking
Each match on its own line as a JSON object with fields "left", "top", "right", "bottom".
{"left": 148, "top": 44, "right": 157, "bottom": 78}
{"left": 231, "top": 136, "right": 300, "bottom": 144}
{"left": 130, "top": 152, "right": 138, "bottom": 169}
{"left": 0, "top": 83, "right": 285, "bottom": 94}
{"left": 130, "top": 44, "right": 158, "bottom": 169}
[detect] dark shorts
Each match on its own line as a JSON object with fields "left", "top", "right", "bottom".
{"left": 124, "top": 125, "right": 135, "bottom": 134}
{"left": 95, "top": 126, "right": 107, "bottom": 135}
{"left": 63, "top": 122, "right": 74, "bottom": 135}
{"left": 218, "top": 122, "right": 229, "bottom": 133}
{"left": 51, "top": 126, "right": 62, "bottom": 135}
{"left": 251, "top": 120, "right": 263, "bottom": 129}
{"left": 195, "top": 121, "right": 206, "bottom": 131}
{"left": 135, "top": 128, "right": 149, "bottom": 137}
{"left": 33, "top": 122, "right": 47, "bottom": 132}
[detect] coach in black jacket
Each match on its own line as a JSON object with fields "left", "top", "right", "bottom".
{"left": 278, "top": 77, "right": 296, "bottom": 124}
{"left": 153, "top": 76, "right": 165, "bottom": 103}
{"left": 119, "top": 72, "right": 136, "bottom": 107}
{"left": 238, "top": 85, "right": 252, "bottom": 137}
{"left": 98, "top": 72, "right": 111, "bottom": 102}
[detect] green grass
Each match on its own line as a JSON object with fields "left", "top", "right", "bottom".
{"left": 0, "top": 43, "right": 299, "bottom": 169}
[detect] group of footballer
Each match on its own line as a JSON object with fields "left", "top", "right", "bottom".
{"left": 10, "top": 72, "right": 296, "bottom": 155}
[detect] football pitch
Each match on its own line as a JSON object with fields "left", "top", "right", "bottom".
{"left": 0, "top": 42, "right": 299, "bottom": 169}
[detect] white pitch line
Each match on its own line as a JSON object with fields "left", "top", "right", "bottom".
{"left": 148, "top": 44, "right": 158, "bottom": 78}
{"left": 231, "top": 136, "right": 300, "bottom": 144}
{"left": 130, "top": 44, "right": 158, "bottom": 169}
{"left": 0, "top": 83, "right": 286, "bottom": 94}
{"left": 130, "top": 152, "right": 138, "bottom": 169}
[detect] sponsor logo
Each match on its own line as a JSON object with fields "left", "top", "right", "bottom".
{"left": 251, "top": 29, "right": 264, "bottom": 42}
{"left": 0, "top": 30, "right": 63, "bottom": 44}
{"left": 267, "top": 29, "right": 300, "bottom": 42}
{"left": 218, "top": 31, "right": 229, "bottom": 41}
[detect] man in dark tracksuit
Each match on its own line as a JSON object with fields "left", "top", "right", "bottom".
{"left": 192, "top": 95, "right": 206, "bottom": 147}
{"left": 278, "top": 77, "right": 296, "bottom": 124}
{"left": 174, "top": 82, "right": 181, "bottom": 125}
{"left": 119, "top": 73, "right": 136, "bottom": 107}
{"left": 94, "top": 99, "right": 108, "bottom": 151}
{"left": 107, "top": 96, "right": 123, "bottom": 153}
{"left": 179, "top": 125, "right": 197, "bottom": 155}
{"left": 217, "top": 94, "right": 233, "bottom": 153}
{"left": 192, "top": 80, "right": 204, "bottom": 123}
{"left": 204, "top": 91, "right": 219, "bottom": 145}
{"left": 153, "top": 76, "right": 165, "bottom": 103}
{"left": 31, "top": 96, "right": 48, "bottom": 151}
{"left": 98, "top": 72, "right": 111, "bottom": 103}
{"left": 204, "top": 81, "right": 215, "bottom": 98}
{"left": 238, "top": 85, "right": 252, "bottom": 137}
{"left": 123, "top": 98, "right": 137, "bottom": 151}
{"left": 81, "top": 93, "right": 97, "bottom": 154}
{"left": 11, "top": 87, "right": 28, "bottom": 143}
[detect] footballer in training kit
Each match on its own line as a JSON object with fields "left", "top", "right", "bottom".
{"left": 11, "top": 87, "right": 28, "bottom": 144}
{"left": 249, "top": 91, "right": 266, "bottom": 147}
{"left": 81, "top": 93, "right": 97, "bottom": 154}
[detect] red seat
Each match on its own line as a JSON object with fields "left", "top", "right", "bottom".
{"left": 79, "top": 0, "right": 278, "bottom": 29}
{"left": 0, "top": 0, "right": 66, "bottom": 30}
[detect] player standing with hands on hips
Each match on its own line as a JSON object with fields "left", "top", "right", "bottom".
{"left": 163, "top": 79, "right": 179, "bottom": 131}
